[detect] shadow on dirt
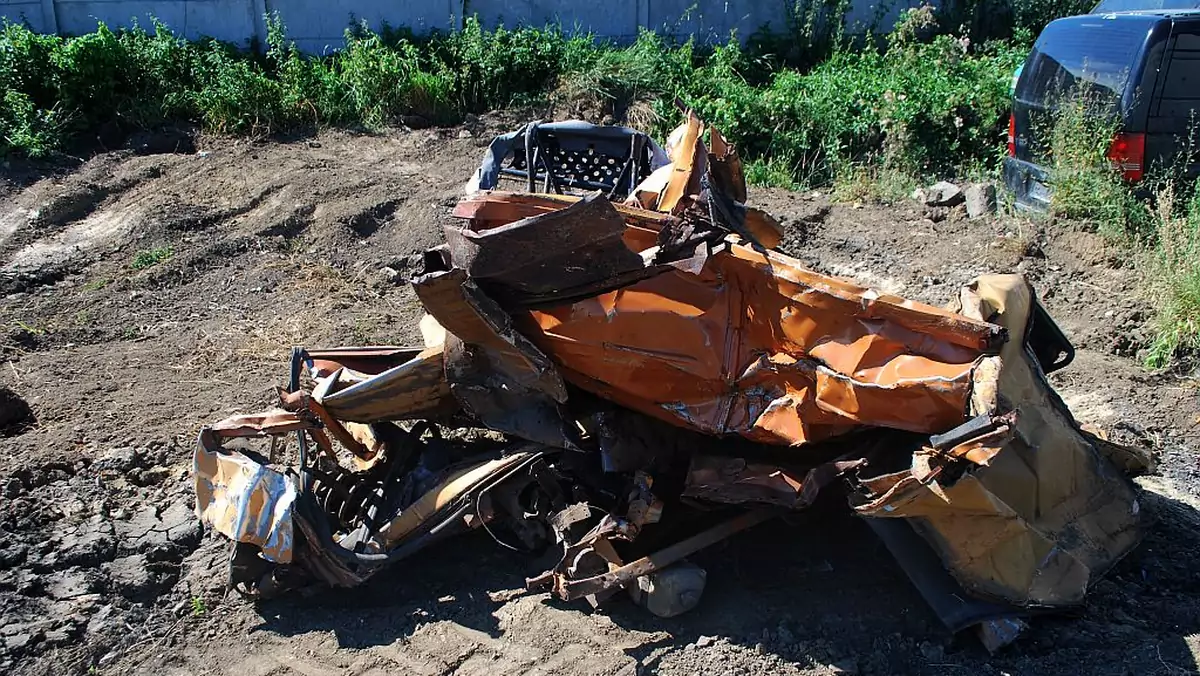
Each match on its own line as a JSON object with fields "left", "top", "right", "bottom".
{"left": 0, "top": 386, "right": 36, "bottom": 437}
{"left": 248, "top": 484, "right": 1200, "bottom": 676}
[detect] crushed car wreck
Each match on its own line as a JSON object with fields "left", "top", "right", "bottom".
{"left": 192, "top": 109, "right": 1149, "bottom": 649}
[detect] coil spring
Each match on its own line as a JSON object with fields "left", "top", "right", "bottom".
{"left": 309, "top": 465, "right": 383, "bottom": 531}
{"left": 304, "top": 421, "right": 436, "bottom": 533}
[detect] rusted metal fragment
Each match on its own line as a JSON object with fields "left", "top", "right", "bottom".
{"left": 413, "top": 264, "right": 579, "bottom": 447}
{"left": 855, "top": 274, "right": 1141, "bottom": 608}
{"left": 315, "top": 344, "right": 457, "bottom": 423}
{"left": 445, "top": 192, "right": 659, "bottom": 306}
{"left": 527, "top": 241, "right": 1005, "bottom": 446}
{"left": 741, "top": 207, "right": 784, "bottom": 249}
{"left": 454, "top": 190, "right": 675, "bottom": 230}
{"left": 279, "top": 388, "right": 375, "bottom": 462}
{"left": 443, "top": 333, "right": 583, "bottom": 449}
{"left": 456, "top": 187, "right": 780, "bottom": 254}
{"left": 414, "top": 266, "right": 565, "bottom": 401}
{"left": 707, "top": 126, "right": 747, "bottom": 204}
{"left": 536, "top": 508, "right": 776, "bottom": 602}
{"left": 657, "top": 112, "right": 706, "bottom": 214}
{"left": 376, "top": 449, "right": 543, "bottom": 548}
{"left": 304, "top": 346, "right": 428, "bottom": 378}
{"left": 683, "top": 455, "right": 864, "bottom": 508}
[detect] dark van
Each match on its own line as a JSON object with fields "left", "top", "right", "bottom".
{"left": 1004, "top": 11, "right": 1200, "bottom": 210}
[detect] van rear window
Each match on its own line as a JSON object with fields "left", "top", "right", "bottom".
{"left": 1016, "top": 17, "right": 1155, "bottom": 109}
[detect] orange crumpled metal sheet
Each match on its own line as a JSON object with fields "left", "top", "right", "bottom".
{"left": 522, "top": 241, "right": 1004, "bottom": 446}
{"left": 445, "top": 112, "right": 1006, "bottom": 447}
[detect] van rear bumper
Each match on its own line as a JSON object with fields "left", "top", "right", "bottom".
{"left": 1003, "top": 157, "right": 1052, "bottom": 212}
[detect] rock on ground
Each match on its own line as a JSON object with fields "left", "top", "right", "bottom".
{"left": 913, "top": 181, "right": 964, "bottom": 207}
{"left": 964, "top": 182, "right": 997, "bottom": 219}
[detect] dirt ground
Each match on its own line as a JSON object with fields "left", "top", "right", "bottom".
{"left": 2, "top": 116, "right": 1199, "bottom": 676}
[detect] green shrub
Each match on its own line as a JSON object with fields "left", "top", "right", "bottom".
{"left": 1, "top": 22, "right": 66, "bottom": 155}
{"left": 130, "top": 246, "right": 173, "bottom": 270}
{"left": 1010, "top": 0, "right": 1094, "bottom": 36}
{"left": 1, "top": 89, "right": 62, "bottom": 156}
{"left": 0, "top": 13, "right": 1023, "bottom": 187}
{"left": 676, "top": 25, "right": 1023, "bottom": 189}
{"left": 439, "top": 17, "right": 576, "bottom": 111}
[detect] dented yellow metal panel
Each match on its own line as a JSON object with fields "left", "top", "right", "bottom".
{"left": 854, "top": 275, "right": 1142, "bottom": 608}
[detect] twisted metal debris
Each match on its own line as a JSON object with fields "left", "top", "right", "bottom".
{"left": 192, "top": 110, "right": 1148, "bottom": 649}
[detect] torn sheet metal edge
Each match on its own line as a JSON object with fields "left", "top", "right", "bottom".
{"left": 317, "top": 344, "right": 458, "bottom": 423}
{"left": 194, "top": 432, "right": 297, "bottom": 564}
{"left": 413, "top": 266, "right": 566, "bottom": 402}
{"left": 683, "top": 454, "right": 864, "bottom": 508}
{"left": 855, "top": 274, "right": 1143, "bottom": 609}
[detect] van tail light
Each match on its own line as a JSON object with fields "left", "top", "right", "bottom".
{"left": 1107, "top": 132, "right": 1145, "bottom": 182}
{"left": 1007, "top": 113, "right": 1016, "bottom": 157}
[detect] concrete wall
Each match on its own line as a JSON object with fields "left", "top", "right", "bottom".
{"left": 1, "top": 0, "right": 918, "bottom": 51}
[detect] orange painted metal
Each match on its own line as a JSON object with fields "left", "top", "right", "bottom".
{"left": 449, "top": 114, "right": 1004, "bottom": 447}
{"left": 519, "top": 241, "right": 1000, "bottom": 446}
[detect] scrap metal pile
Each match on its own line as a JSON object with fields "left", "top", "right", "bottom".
{"left": 193, "top": 111, "right": 1148, "bottom": 648}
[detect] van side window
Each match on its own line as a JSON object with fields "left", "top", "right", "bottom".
{"left": 1157, "top": 30, "right": 1200, "bottom": 119}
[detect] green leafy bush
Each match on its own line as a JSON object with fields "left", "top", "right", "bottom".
{"left": 0, "top": 13, "right": 1022, "bottom": 189}
{"left": 129, "top": 245, "right": 173, "bottom": 270}
{"left": 679, "top": 24, "right": 1024, "bottom": 188}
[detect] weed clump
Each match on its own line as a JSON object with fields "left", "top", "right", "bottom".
{"left": 1042, "top": 92, "right": 1149, "bottom": 238}
{"left": 130, "top": 246, "right": 173, "bottom": 270}
{"left": 1146, "top": 182, "right": 1200, "bottom": 369}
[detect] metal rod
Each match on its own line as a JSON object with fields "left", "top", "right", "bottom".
{"left": 558, "top": 508, "right": 777, "bottom": 600}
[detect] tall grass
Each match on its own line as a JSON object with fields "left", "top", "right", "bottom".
{"left": 1043, "top": 92, "right": 1150, "bottom": 238}
{"left": 1042, "top": 88, "right": 1200, "bottom": 370}
{"left": 1146, "top": 182, "right": 1200, "bottom": 369}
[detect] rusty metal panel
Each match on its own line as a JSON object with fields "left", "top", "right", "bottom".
{"left": 683, "top": 454, "right": 864, "bottom": 508}
{"left": 524, "top": 242, "right": 1004, "bottom": 446}
{"left": 317, "top": 345, "right": 458, "bottom": 423}
{"left": 445, "top": 192, "right": 651, "bottom": 305}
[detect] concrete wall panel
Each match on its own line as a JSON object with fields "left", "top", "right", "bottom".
{"left": 648, "top": 0, "right": 789, "bottom": 42}
{"left": 184, "top": 0, "right": 256, "bottom": 43}
{"left": 0, "top": 0, "right": 52, "bottom": 33}
{"left": 471, "top": 0, "right": 640, "bottom": 41}
{"left": 53, "top": 0, "right": 186, "bottom": 36}
{"left": 267, "top": 0, "right": 456, "bottom": 53}
{"left": 4, "top": 0, "right": 913, "bottom": 51}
